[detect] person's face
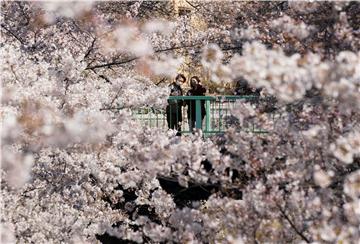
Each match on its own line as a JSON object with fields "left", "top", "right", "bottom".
{"left": 176, "top": 77, "right": 185, "bottom": 84}
{"left": 190, "top": 79, "right": 197, "bottom": 88}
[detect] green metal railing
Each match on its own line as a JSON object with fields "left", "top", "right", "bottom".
{"left": 132, "top": 95, "right": 269, "bottom": 135}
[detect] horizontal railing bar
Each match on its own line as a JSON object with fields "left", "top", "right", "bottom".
{"left": 179, "top": 129, "right": 269, "bottom": 134}
{"left": 168, "top": 95, "right": 257, "bottom": 100}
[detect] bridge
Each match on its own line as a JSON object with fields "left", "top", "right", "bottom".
{"left": 132, "top": 95, "right": 271, "bottom": 136}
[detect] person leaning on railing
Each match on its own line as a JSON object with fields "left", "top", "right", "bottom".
{"left": 166, "top": 74, "right": 186, "bottom": 136}
{"left": 185, "top": 76, "right": 206, "bottom": 133}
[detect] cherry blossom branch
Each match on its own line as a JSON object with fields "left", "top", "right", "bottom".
{"left": 277, "top": 204, "right": 311, "bottom": 243}
{"left": 83, "top": 37, "right": 97, "bottom": 60}
{"left": 185, "top": 0, "right": 200, "bottom": 10}
{"left": 99, "top": 106, "right": 125, "bottom": 111}
{"left": 90, "top": 69, "right": 112, "bottom": 84}
{"left": 85, "top": 43, "right": 203, "bottom": 70}
{"left": 85, "top": 57, "right": 138, "bottom": 70}
{"left": 1, "top": 24, "right": 25, "bottom": 45}
{"left": 85, "top": 42, "right": 243, "bottom": 70}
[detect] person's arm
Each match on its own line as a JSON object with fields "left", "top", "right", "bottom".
{"left": 184, "top": 90, "right": 190, "bottom": 106}
{"left": 178, "top": 86, "right": 183, "bottom": 96}
{"left": 179, "top": 87, "right": 184, "bottom": 106}
{"left": 198, "top": 84, "right": 206, "bottom": 94}
{"left": 169, "top": 83, "right": 174, "bottom": 96}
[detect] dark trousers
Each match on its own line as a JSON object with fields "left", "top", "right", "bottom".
{"left": 188, "top": 114, "right": 205, "bottom": 133}
{"left": 166, "top": 106, "right": 182, "bottom": 135}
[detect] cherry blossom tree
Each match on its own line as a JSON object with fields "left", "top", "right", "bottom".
{"left": 1, "top": 1, "right": 359, "bottom": 243}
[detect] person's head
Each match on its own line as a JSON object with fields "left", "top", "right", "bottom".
{"left": 190, "top": 76, "right": 200, "bottom": 88}
{"left": 175, "top": 74, "right": 186, "bottom": 84}
{"left": 235, "top": 77, "right": 249, "bottom": 89}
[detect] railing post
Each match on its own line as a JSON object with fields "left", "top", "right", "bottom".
{"left": 168, "top": 101, "right": 174, "bottom": 129}
{"left": 218, "top": 99, "right": 221, "bottom": 132}
{"left": 205, "top": 100, "right": 211, "bottom": 132}
{"left": 195, "top": 99, "right": 202, "bottom": 129}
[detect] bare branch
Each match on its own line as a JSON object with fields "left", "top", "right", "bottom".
{"left": 185, "top": 0, "right": 200, "bottom": 10}
{"left": 277, "top": 204, "right": 311, "bottom": 243}
{"left": 1, "top": 23, "right": 25, "bottom": 45}
{"left": 85, "top": 43, "right": 203, "bottom": 70}
{"left": 83, "top": 37, "right": 97, "bottom": 60}
{"left": 90, "top": 69, "right": 112, "bottom": 84}
{"left": 99, "top": 106, "right": 125, "bottom": 111}
{"left": 155, "top": 77, "right": 167, "bottom": 86}
{"left": 86, "top": 57, "right": 138, "bottom": 70}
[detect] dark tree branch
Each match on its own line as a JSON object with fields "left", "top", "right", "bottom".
{"left": 1, "top": 24, "right": 25, "bottom": 45}
{"left": 277, "top": 204, "right": 311, "bottom": 243}
{"left": 86, "top": 57, "right": 138, "bottom": 70}
{"left": 99, "top": 106, "right": 125, "bottom": 111}
{"left": 85, "top": 38, "right": 241, "bottom": 71}
{"left": 83, "top": 37, "right": 96, "bottom": 60}
{"left": 85, "top": 43, "right": 203, "bottom": 70}
{"left": 64, "top": 78, "right": 70, "bottom": 95}
{"left": 185, "top": 0, "right": 200, "bottom": 10}
{"left": 90, "top": 69, "right": 112, "bottom": 84}
{"left": 106, "top": 86, "right": 124, "bottom": 110}
{"left": 99, "top": 74, "right": 112, "bottom": 84}
{"left": 155, "top": 77, "right": 167, "bottom": 86}
{"left": 221, "top": 45, "right": 243, "bottom": 51}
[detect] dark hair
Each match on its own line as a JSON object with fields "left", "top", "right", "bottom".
{"left": 176, "top": 74, "right": 186, "bottom": 83}
{"left": 190, "top": 76, "right": 200, "bottom": 83}
{"left": 190, "top": 76, "right": 200, "bottom": 88}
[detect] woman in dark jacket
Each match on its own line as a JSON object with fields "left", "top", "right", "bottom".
{"left": 166, "top": 74, "right": 186, "bottom": 135}
{"left": 186, "top": 76, "right": 206, "bottom": 132}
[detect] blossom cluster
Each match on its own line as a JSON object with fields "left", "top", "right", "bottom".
{"left": 1, "top": 1, "right": 360, "bottom": 243}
